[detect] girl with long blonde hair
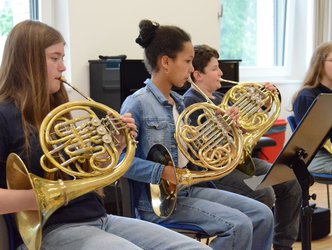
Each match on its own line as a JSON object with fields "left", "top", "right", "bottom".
{"left": 292, "top": 42, "right": 332, "bottom": 174}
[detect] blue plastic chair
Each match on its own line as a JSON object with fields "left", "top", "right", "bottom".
{"left": 309, "top": 173, "right": 332, "bottom": 209}
{"left": 118, "top": 177, "right": 211, "bottom": 244}
{"left": 287, "top": 115, "right": 332, "bottom": 208}
{"left": 287, "top": 115, "right": 297, "bottom": 132}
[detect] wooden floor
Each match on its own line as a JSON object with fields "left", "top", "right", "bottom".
{"left": 293, "top": 182, "right": 332, "bottom": 250}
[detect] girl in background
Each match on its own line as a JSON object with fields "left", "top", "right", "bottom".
{"left": 184, "top": 44, "right": 301, "bottom": 250}
{"left": 292, "top": 42, "right": 332, "bottom": 174}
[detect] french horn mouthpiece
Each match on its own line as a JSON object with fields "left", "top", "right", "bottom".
{"left": 58, "top": 76, "right": 66, "bottom": 82}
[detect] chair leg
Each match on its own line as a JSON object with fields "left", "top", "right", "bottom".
{"left": 327, "top": 184, "right": 330, "bottom": 209}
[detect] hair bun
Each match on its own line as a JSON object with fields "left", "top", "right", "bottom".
{"left": 135, "top": 20, "right": 160, "bottom": 48}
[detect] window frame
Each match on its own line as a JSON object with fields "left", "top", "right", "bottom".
{"left": 30, "top": 0, "right": 39, "bottom": 19}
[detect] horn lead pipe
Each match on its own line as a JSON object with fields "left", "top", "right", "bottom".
{"left": 58, "top": 77, "right": 93, "bottom": 102}
{"left": 219, "top": 78, "right": 239, "bottom": 85}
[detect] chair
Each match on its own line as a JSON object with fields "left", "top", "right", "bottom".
{"left": 287, "top": 115, "right": 297, "bottom": 132}
{"left": 310, "top": 173, "right": 332, "bottom": 209}
{"left": 0, "top": 214, "right": 15, "bottom": 250}
{"left": 118, "top": 177, "right": 211, "bottom": 244}
{"left": 251, "top": 136, "right": 277, "bottom": 159}
{"left": 287, "top": 115, "right": 332, "bottom": 209}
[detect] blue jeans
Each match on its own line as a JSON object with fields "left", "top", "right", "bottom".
{"left": 214, "top": 158, "right": 301, "bottom": 248}
{"left": 17, "top": 214, "right": 211, "bottom": 250}
{"left": 140, "top": 186, "right": 273, "bottom": 250}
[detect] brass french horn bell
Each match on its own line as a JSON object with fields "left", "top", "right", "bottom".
{"left": 148, "top": 144, "right": 177, "bottom": 218}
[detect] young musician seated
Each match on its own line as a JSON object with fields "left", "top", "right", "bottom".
{"left": 120, "top": 19, "right": 274, "bottom": 250}
{"left": 183, "top": 44, "right": 302, "bottom": 250}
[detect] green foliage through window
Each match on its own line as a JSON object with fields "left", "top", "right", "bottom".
{"left": 220, "top": 0, "right": 287, "bottom": 67}
{"left": 220, "top": 0, "right": 257, "bottom": 66}
{"left": 0, "top": 0, "right": 13, "bottom": 36}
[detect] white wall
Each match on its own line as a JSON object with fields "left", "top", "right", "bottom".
{"left": 41, "top": 0, "right": 221, "bottom": 100}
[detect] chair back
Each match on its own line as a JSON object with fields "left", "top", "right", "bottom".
{"left": 118, "top": 177, "right": 136, "bottom": 218}
{"left": 287, "top": 115, "right": 297, "bottom": 132}
{"left": 0, "top": 214, "right": 15, "bottom": 250}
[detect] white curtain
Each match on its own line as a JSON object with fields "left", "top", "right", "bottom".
{"left": 314, "top": 0, "right": 332, "bottom": 47}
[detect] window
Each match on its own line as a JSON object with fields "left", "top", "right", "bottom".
{"left": 220, "top": 0, "right": 311, "bottom": 82}
{"left": 0, "top": 0, "right": 38, "bottom": 60}
{"left": 220, "top": 0, "right": 287, "bottom": 67}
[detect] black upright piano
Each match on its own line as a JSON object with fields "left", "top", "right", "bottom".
{"left": 89, "top": 59, "right": 241, "bottom": 111}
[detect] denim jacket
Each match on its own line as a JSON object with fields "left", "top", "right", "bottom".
{"left": 120, "top": 78, "right": 185, "bottom": 212}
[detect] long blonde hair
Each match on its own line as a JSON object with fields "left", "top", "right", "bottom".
{"left": 0, "top": 20, "right": 69, "bottom": 150}
{"left": 292, "top": 42, "right": 332, "bottom": 105}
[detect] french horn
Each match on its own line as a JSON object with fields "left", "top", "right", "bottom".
{"left": 6, "top": 78, "right": 136, "bottom": 250}
{"left": 149, "top": 78, "right": 243, "bottom": 218}
{"left": 219, "top": 78, "right": 281, "bottom": 175}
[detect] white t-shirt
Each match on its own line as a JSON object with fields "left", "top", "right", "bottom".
{"left": 173, "top": 105, "right": 189, "bottom": 168}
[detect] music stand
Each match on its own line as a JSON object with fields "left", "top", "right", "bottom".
{"left": 244, "top": 93, "right": 332, "bottom": 250}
